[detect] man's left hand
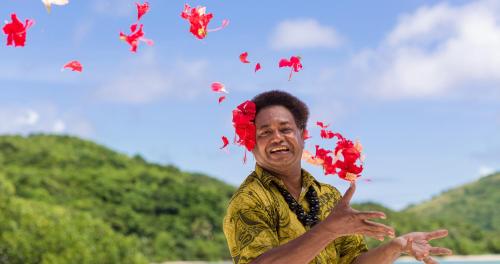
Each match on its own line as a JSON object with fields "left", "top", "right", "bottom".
{"left": 394, "top": 229, "right": 453, "bottom": 264}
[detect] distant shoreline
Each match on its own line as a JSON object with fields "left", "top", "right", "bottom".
{"left": 397, "top": 254, "right": 500, "bottom": 261}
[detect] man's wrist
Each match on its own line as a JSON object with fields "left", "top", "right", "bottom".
{"left": 389, "top": 237, "right": 406, "bottom": 256}
{"left": 314, "top": 220, "right": 341, "bottom": 241}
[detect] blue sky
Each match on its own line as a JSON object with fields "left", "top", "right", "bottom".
{"left": 1, "top": 0, "right": 499, "bottom": 209}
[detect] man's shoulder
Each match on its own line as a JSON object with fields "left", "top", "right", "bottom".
{"left": 317, "top": 181, "right": 341, "bottom": 194}
{"left": 314, "top": 181, "right": 343, "bottom": 202}
{"left": 226, "top": 171, "right": 275, "bottom": 212}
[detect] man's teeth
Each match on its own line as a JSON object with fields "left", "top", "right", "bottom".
{"left": 271, "top": 146, "right": 289, "bottom": 153}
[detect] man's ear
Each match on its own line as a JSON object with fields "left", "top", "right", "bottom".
{"left": 300, "top": 128, "right": 306, "bottom": 147}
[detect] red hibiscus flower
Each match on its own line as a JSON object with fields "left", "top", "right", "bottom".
{"left": 63, "top": 60, "right": 83, "bottom": 72}
{"left": 330, "top": 135, "right": 364, "bottom": 181}
{"left": 136, "top": 2, "right": 150, "bottom": 20}
{"left": 119, "top": 23, "right": 153, "bottom": 52}
{"left": 232, "top": 100, "right": 256, "bottom": 152}
{"left": 279, "top": 56, "right": 302, "bottom": 80}
{"left": 305, "top": 129, "right": 364, "bottom": 182}
{"left": 2, "top": 13, "right": 35, "bottom": 47}
{"left": 180, "top": 4, "right": 228, "bottom": 39}
{"left": 302, "top": 150, "right": 323, "bottom": 166}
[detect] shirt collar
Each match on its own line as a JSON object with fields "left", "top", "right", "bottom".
{"left": 254, "top": 163, "right": 321, "bottom": 190}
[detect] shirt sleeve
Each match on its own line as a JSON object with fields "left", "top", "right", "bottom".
{"left": 223, "top": 192, "right": 279, "bottom": 264}
{"left": 335, "top": 234, "right": 368, "bottom": 264}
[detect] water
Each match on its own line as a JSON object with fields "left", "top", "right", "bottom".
{"left": 208, "top": 261, "right": 500, "bottom": 264}
{"left": 189, "top": 260, "right": 500, "bottom": 264}
{"left": 394, "top": 260, "right": 500, "bottom": 264}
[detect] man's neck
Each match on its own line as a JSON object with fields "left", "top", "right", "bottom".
{"left": 272, "top": 164, "right": 303, "bottom": 200}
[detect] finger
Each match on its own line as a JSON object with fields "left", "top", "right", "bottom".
{"left": 363, "top": 220, "right": 395, "bottom": 237}
{"left": 423, "top": 256, "right": 438, "bottom": 264}
{"left": 426, "top": 229, "right": 448, "bottom": 241}
{"left": 356, "top": 211, "right": 387, "bottom": 220}
{"left": 429, "top": 247, "right": 453, "bottom": 256}
{"left": 412, "top": 249, "right": 428, "bottom": 261}
{"left": 359, "top": 230, "right": 386, "bottom": 241}
{"left": 341, "top": 182, "right": 356, "bottom": 204}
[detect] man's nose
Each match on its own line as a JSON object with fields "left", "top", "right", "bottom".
{"left": 270, "top": 130, "right": 284, "bottom": 143}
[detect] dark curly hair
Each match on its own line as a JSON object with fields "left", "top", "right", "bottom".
{"left": 252, "top": 90, "right": 309, "bottom": 129}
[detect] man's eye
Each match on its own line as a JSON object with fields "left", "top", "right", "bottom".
{"left": 281, "top": 128, "right": 292, "bottom": 133}
{"left": 260, "top": 131, "right": 270, "bottom": 136}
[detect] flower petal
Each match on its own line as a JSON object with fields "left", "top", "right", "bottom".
{"left": 41, "top": 0, "right": 69, "bottom": 13}
{"left": 119, "top": 23, "right": 151, "bottom": 52}
{"left": 62, "top": 60, "right": 83, "bottom": 72}
{"left": 303, "top": 128, "right": 311, "bottom": 140}
{"left": 279, "top": 56, "right": 302, "bottom": 80}
{"left": 316, "top": 121, "right": 329, "bottom": 128}
{"left": 254, "top": 63, "right": 261, "bottom": 72}
{"left": 136, "top": 2, "right": 150, "bottom": 20}
{"left": 220, "top": 136, "right": 229, "bottom": 149}
{"left": 239, "top": 52, "right": 250, "bottom": 63}
{"left": 211, "top": 82, "right": 228, "bottom": 93}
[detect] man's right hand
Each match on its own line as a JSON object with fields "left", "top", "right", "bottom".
{"left": 322, "top": 182, "right": 395, "bottom": 241}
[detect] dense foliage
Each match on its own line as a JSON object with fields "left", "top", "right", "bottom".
{"left": 0, "top": 134, "right": 497, "bottom": 262}
{"left": 0, "top": 134, "right": 234, "bottom": 262}
{"left": 353, "top": 171, "right": 500, "bottom": 254}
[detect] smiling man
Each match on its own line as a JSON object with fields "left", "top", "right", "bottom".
{"left": 223, "top": 90, "right": 452, "bottom": 264}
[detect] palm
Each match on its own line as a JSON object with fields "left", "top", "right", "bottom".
{"left": 402, "top": 232, "right": 433, "bottom": 255}
{"left": 398, "top": 230, "right": 452, "bottom": 264}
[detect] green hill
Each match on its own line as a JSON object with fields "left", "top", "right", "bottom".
{"left": 404, "top": 172, "right": 500, "bottom": 253}
{"left": 406, "top": 172, "right": 500, "bottom": 231}
{"left": 354, "top": 172, "right": 500, "bottom": 254}
{"left": 0, "top": 134, "right": 498, "bottom": 262}
{"left": 0, "top": 134, "right": 235, "bottom": 263}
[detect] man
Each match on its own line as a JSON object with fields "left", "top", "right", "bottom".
{"left": 223, "top": 90, "right": 452, "bottom": 264}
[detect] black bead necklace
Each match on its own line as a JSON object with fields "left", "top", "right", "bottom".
{"left": 275, "top": 184, "right": 320, "bottom": 227}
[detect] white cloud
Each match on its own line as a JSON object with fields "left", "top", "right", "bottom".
{"left": 352, "top": 1, "right": 500, "bottom": 100}
{"left": 270, "top": 19, "right": 343, "bottom": 50}
{"left": 96, "top": 50, "right": 210, "bottom": 104}
{"left": 52, "top": 119, "right": 66, "bottom": 133}
{"left": 17, "top": 110, "right": 39, "bottom": 126}
{"left": 0, "top": 105, "right": 93, "bottom": 137}
{"left": 478, "top": 165, "right": 496, "bottom": 177}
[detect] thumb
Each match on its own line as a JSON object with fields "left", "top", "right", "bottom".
{"left": 341, "top": 182, "right": 356, "bottom": 205}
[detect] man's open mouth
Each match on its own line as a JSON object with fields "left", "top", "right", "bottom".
{"left": 269, "top": 146, "right": 290, "bottom": 154}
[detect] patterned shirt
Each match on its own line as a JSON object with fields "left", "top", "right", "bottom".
{"left": 223, "top": 164, "right": 367, "bottom": 264}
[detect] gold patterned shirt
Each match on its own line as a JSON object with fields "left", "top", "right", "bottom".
{"left": 223, "top": 164, "right": 367, "bottom": 264}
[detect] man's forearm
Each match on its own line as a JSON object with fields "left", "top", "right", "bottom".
{"left": 353, "top": 239, "right": 403, "bottom": 264}
{"left": 252, "top": 221, "right": 336, "bottom": 264}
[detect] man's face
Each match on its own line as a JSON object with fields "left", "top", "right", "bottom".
{"left": 252, "top": 105, "right": 305, "bottom": 172}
